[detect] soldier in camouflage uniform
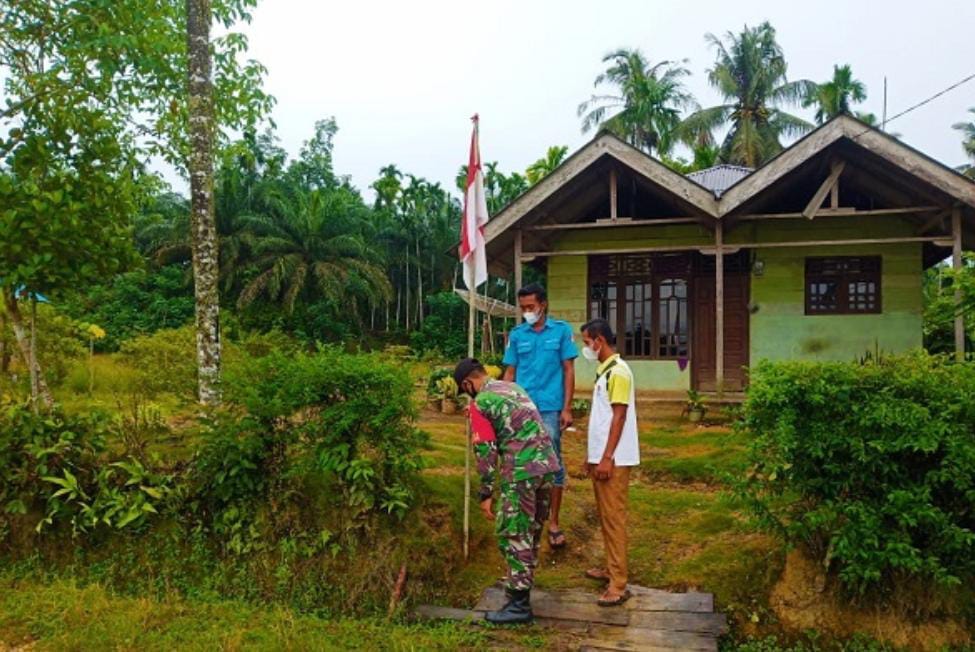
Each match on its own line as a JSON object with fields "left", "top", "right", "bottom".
{"left": 454, "top": 358, "right": 560, "bottom": 625}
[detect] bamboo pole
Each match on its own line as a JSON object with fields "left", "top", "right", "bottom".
{"left": 514, "top": 229, "right": 523, "bottom": 323}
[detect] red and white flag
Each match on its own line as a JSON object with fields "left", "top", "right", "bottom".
{"left": 459, "top": 115, "right": 489, "bottom": 290}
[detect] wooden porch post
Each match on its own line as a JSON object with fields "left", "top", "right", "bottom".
{"left": 715, "top": 221, "right": 725, "bottom": 395}
{"left": 514, "top": 228, "right": 523, "bottom": 324}
{"left": 609, "top": 168, "right": 618, "bottom": 220}
{"left": 953, "top": 206, "right": 965, "bottom": 361}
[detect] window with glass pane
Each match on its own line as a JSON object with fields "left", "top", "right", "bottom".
{"left": 624, "top": 282, "right": 652, "bottom": 357}
{"left": 588, "top": 254, "right": 690, "bottom": 359}
{"left": 805, "top": 257, "right": 881, "bottom": 315}
{"left": 657, "top": 278, "right": 688, "bottom": 357}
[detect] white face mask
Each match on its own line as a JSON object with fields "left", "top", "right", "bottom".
{"left": 582, "top": 344, "right": 600, "bottom": 362}
{"left": 523, "top": 311, "right": 540, "bottom": 325}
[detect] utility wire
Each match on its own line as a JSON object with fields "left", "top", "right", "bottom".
{"left": 852, "top": 72, "right": 975, "bottom": 139}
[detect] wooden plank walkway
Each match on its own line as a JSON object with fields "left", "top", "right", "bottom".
{"left": 416, "top": 584, "right": 727, "bottom": 651}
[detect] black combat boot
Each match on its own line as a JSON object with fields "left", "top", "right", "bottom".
{"left": 485, "top": 589, "right": 533, "bottom": 625}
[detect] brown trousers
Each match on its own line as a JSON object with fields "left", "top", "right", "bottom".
{"left": 591, "top": 465, "right": 631, "bottom": 592}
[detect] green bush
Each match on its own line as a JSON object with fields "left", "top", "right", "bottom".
{"left": 57, "top": 265, "right": 194, "bottom": 352}
{"left": 0, "top": 398, "right": 171, "bottom": 540}
{"left": 191, "top": 348, "right": 425, "bottom": 551}
{"left": 736, "top": 353, "right": 975, "bottom": 595}
{"left": 35, "top": 304, "right": 87, "bottom": 386}
{"left": 117, "top": 326, "right": 197, "bottom": 400}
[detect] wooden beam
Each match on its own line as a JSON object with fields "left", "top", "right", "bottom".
{"left": 916, "top": 209, "right": 950, "bottom": 235}
{"left": 609, "top": 168, "right": 618, "bottom": 220}
{"left": 521, "top": 235, "right": 949, "bottom": 259}
{"left": 714, "top": 221, "right": 725, "bottom": 397}
{"left": 803, "top": 160, "right": 846, "bottom": 220}
{"left": 737, "top": 206, "right": 940, "bottom": 221}
{"left": 514, "top": 229, "right": 523, "bottom": 323}
{"left": 953, "top": 207, "right": 965, "bottom": 361}
{"left": 528, "top": 217, "right": 705, "bottom": 231}
{"left": 830, "top": 167, "right": 840, "bottom": 209}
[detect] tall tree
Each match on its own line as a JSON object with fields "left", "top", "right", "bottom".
{"left": 681, "top": 22, "right": 815, "bottom": 167}
{"left": 805, "top": 64, "right": 867, "bottom": 125}
{"left": 236, "top": 186, "right": 390, "bottom": 316}
{"left": 578, "top": 49, "right": 696, "bottom": 156}
{"left": 186, "top": 0, "right": 221, "bottom": 405}
{"left": 953, "top": 108, "right": 975, "bottom": 178}
{"left": 526, "top": 146, "right": 569, "bottom": 185}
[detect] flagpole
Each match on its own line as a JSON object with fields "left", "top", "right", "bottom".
{"left": 464, "top": 262, "right": 475, "bottom": 560}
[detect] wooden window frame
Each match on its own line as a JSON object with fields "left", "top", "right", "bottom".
{"left": 804, "top": 256, "right": 882, "bottom": 315}
{"left": 588, "top": 254, "right": 691, "bottom": 360}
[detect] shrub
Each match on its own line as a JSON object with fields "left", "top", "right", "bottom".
{"left": 197, "top": 348, "right": 426, "bottom": 549}
{"left": 0, "top": 398, "right": 171, "bottom": 540}
{"left": 117, "top": 326, "right": 197, "bottom": 400}
{"left": 736, "top": 353, "right": 975, "bottom": 595}
{"left": 34, "top": 304, "right": 87, "bottom": 386}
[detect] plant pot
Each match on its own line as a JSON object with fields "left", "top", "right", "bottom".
{"left": 688, "top": 408, "right": 705, "bottom": 423}
{"left": 572, "top": 409, "right": 587, "bottom": 420}
{"left": 441, "top": 398, "right": 458, "bottom": 415}
{"left": 428, "top": 397, "right": 441, "bottom": 411}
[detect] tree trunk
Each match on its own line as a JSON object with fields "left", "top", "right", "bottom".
{"left": 0, "top": 308, "right": 9, "bottom": 374}
{"left": 416, "top": 238, "right": 424, "bottom": 325}
{"left": 187, "top": 0, "right": 221, "bottom": 405}
{"left": 404, "top": 252, "right": 411, "bottom": 331}
{"left": 2, "top": 290, "right": 53, "bottom": 411}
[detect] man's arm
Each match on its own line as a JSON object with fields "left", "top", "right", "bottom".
{"left": 593, "top": 404, "right": 627, "bottom": 481}
{"left": 471, "top": 402, "right": 499, "bottom": 519}
{"left": 503, "top": 366, "right": 516, "bottom": 382}
{"left": 560, "top": 359, "right": 575, "bottom": 429}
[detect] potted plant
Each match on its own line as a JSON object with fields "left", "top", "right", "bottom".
{"left": 437, "top": 377, "right": 459, "bottom": 415}
{"left": 427, "top": 368, "right": 451, "bottom": 410}
{"left": 571, "top": 398, "right": 591, "bottom": 420}
{"left": 684, "top": 389, "right": 708, "bottom": 423}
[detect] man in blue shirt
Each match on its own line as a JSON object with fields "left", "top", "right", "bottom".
{"left": 502, "top": 283, "right": 578, "bottom": 549}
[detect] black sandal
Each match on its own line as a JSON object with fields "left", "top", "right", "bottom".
{"left": 597, "top": 589, "right": 631, "bottom": 607}
{"left": 548, "top": 529, "right": 567, "bottom": 549}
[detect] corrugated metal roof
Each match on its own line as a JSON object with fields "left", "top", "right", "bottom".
{"left": 686, "top": 164, "right": 753, "bottom": 197}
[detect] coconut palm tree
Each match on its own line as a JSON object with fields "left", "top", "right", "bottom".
{"left": 681, "top": 22, "right": 816, "bottom": 167}
{"left": 236, "top": 186, "right": 391, "bottom": 315}
{"left": 953, "top": 108, "right": 975, "bottom": 178}
{"left": 526, "top": 146, "right": 569, "bottom": 185}
{"left": 578, "top": 49, "right": 696, "bottom": 156}
{"left": 805, "top": 64, "right": 867, "bottom": 124}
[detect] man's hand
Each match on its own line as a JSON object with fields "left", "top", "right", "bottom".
{"left": 581, "top": 461, "right": 592, "bottom": 478}
{"left": 480, "top": 497, "right": 494, "bottom": 521}
{"left": 559, "top": 408, "right": 573, "bottom": 430}
{"left": 593, "top": 457, "right": 614, "bottom": 481}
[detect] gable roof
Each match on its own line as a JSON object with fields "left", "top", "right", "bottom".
{"left": 483, "top": 114, "right": 975, "bottom": 248}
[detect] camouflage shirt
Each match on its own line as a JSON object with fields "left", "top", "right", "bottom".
{"left": 471, "top": 379, "right": 560, "bottom": 500}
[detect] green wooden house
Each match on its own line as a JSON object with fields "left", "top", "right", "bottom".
{"left": 482, "top": 116, "right": 975, "bottom": 395}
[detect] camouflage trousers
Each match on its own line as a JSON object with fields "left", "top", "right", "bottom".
{"left": 496, "top": 474, "right": 553, "bottom": 592}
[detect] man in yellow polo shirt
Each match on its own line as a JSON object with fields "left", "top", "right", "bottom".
{"left": 579, "top": 318, "right": 639, "bottom": 606}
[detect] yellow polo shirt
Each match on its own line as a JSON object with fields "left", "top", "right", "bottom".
{"left": 597, "top": 354, "right": 633, "bottom": 405}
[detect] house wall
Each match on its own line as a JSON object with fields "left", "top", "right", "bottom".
{"left": 740, "top": 216, "right": 924, "bottom": 363}
{"left": 546, "top": 224, "right": 712, "bottom": 393}
{"left": 541, "top": 216, "right": 924, "bottom": 394}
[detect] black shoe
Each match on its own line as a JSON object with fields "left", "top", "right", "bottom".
{"left": 485, "top": 589, "right": 533, "bottom": 625}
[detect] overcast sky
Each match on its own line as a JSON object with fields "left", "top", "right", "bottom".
{"left": 190, "top": 0, "right": 975, "bottom": 199}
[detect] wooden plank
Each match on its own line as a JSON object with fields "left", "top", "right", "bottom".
{"left": 514, "top": 228, "right": 523, "bottom": 323}
{"left": 954, "top": 206, "right": 965, "bottom": 361}
{"left": 528, "top": 217, "right": 703, "bottom": 230}
{"left": 714, "top": 221, "right": 724, "bottom": 396}
{"left": 550, "top": 587, "right": 714, "bottom": 613}
{"left": 917, "top": 209, "right": 950, "bottom": 235}
{"left": 610, "top": 167, "right": 618, "bottom": 219}
{"left": 415, "top": 605, "right": 483, "bottom": 622}
{"left": 521, "top": 235, "right": 948, "bottom": 259}
{"left": 802, "top": 160, "right": 846, "bottom": 219}
{"left": 627, "top": 611, "right": 727, "bottom": 636}
{"left": 580, "top": 641, "right": 695, "bottom": 652}
{"left": 474, "top": 587, "right": 629, "bottom": 626}
{"left": 589, "top": 625, "right": 718, "bottom": 651}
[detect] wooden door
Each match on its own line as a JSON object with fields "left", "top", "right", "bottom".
{"left": 692, "top": 274, "right": 749, "bottom": 392}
